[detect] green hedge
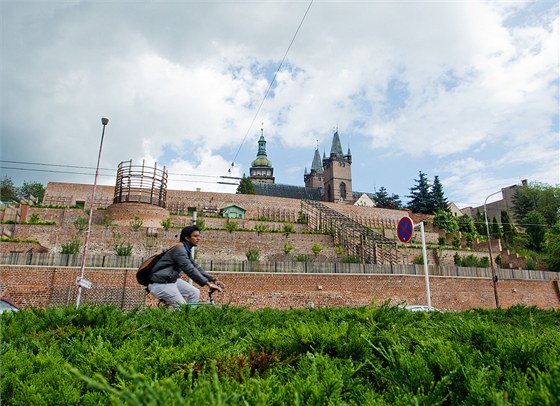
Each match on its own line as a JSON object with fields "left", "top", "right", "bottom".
{"left": 2, "top": 304, "right": 559, "bottom": 405}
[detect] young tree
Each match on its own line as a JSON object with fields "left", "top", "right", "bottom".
{"left": 0, "top": 176, "right": 19, "bottom": 202}
{"left": 544, "top": 224, "right": 560, "bottom": 271}
{"left": 491, "top": 217, "right": 502, "bottom": 240}
{"left": 501, "top": 210, "right": 516, "bottom": 248}
{"left": 433, "top": 209, "right": 458, "bottom": 233}
{"left": 19, "top": 181, "right": 45, "bottom": 204}
{"left": 512, "top": 182, "right": 560, "bottom": 227}
{"left": 236, "top": 175, "right": 255, "bottom": 194}
{"left": 474, "top": 210, "right": 487, "bottom": 235}
{"left": 407, "top": 171, "right": 432, "bottom": 214}
{"left": 457, "top": 214, "right": 475, "bottom": 234}
{"left": 373, "top": 186, "right": 402, "bottom": 209}
{"left": 430, "top": 176, "right": 449, "bottom": 213}
{"left": 522, "top": 211, "right": 547, "bottom": 252}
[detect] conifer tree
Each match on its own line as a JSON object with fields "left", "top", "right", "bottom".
{"left": 373, "top": 186, "right": 403, "bottom": 209}
{"left": 430, "top": 176, "right": 449, "bottom": 213}
{"left": 491, "top": 216, "right": 502, "bottom": 239}
{"left": 407, "top": 171, "right": 432, "bottom": 214}
{"left": 500, "top": 210, "right": 516, "bottom": 247}
{"left": 236, "top": 175, "right": 255, "bottom": 194}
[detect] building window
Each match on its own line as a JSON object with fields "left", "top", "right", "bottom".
{"left": 340, "top": 182, "right": 347, "bottom": 200}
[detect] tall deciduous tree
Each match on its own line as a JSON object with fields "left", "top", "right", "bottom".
{"left": 0, "top": 176, "right": 19, "bottom": 202}
{"left": 512, "top": 183, "right": 560, "bottom": 227}
{"left": 522, "top": 211, "right": 547, "bottom": 252}
{"left": 19, "top": 181, "right": 46, "bottom": 204}
{"left": 407, "top": 171, "right": 432, "bottom": 214}
{"left": 544, "top": 224, "right": 560, "bottom": 271}
{"left": 236, "top": 175, "right": 255, "bottom": 194}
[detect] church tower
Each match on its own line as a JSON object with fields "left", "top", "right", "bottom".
{"left": 304, "top": 146, "right": 324, "bottom": 189}
{"left": 249, "top": 127, "right": 275, "bottom": 184}
{"left": 322, "top": 129, "right": 352, "bottom": 203}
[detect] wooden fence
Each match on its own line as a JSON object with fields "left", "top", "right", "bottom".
{"left": 0, "top": 252, "right": 557, "bottom": 281}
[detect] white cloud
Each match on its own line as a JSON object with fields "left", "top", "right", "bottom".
{"left": 1, "top": 1, "right": 557, "bottom": 206}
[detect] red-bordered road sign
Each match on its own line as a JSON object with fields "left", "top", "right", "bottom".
{"left": 397, "top": 216, "right": 414, "bottom": 243}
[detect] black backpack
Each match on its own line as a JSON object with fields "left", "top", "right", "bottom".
{"left": 136, "top": 243, "right": 181, "bottom": 286}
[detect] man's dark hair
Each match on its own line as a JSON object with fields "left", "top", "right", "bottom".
{"left": 180, "top": 225, "right": 199, "bottom": 241}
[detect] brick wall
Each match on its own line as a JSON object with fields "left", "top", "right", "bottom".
{"left": 1, "top": 266, "right": 558, "bottom": 312}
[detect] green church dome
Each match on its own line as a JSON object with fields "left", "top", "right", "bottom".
{"left": 251, "top": 157, "right": 273, "bottom": 168}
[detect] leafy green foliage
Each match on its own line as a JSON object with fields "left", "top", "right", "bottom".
{"left": 454, "top": 254, "right": 490, "bottom": 267}
{"left": 73, "top": 216, "right": 88, "bottom": 233}
{"left": 282, "top": 224, "right": 295, "bottom": 237}
{"left": 19, "top": 181, "right": 46, "bottom": 203}
{"left": 433, "top": 210, "right": 458, "bottom": 233}
{"left": 254, "top": 224, "right": 268, "bottom": 236}
{"left": 61, "top": 238, "right": 82, "bottom": 254}
{"left": 245, "top": 248, "right": 260, "bottom": 261}
{"left": 310, "top": 243, "right": 322, "bottom": 256}
{"left": 457, "top": 214, "right": 475, "bottom": 234}
{"left": 543, "top": 224, "right": 560, "bottom": 271}
{"left": 0, "top": 176, "right": 19, "bottom": 201}
{"left": 451, "top": 235, "right": 461, "bottom": 248}
{"left": 490, "top": 216, "right": 502, "bottom": 240}
{"left": 341, "top": 255, "right": 360, "bottom": 263}
{"left": 283, "top": 242, "right": 294, "bottom": 255}
{"left": 224, "top": 220, "right": 239, "bottom": 233}
{"left": 236, "top": 175, "right": 255, "bottom": 194}
{"left": 512, "top": 182, "right": 560, "bottom": 227}
{"left": 295, "top": 254, "right": 311, "bottom": 262}
{"left": 2, "top": 305, "right": 559, "bottom": 405}
{"left": 130, "top": 216, "right": 143, "bottom": 231}
{"left": 501, "top": 210, "right": 517, "bottom": 247}
{"left": 161, "top": 218, "right": 172, "bottom": 230}
{"left": 522, "top": 211, "right": 547, "bottom": 252}
{"left": 112, "top": 231, "right": 132, "bottom": 256}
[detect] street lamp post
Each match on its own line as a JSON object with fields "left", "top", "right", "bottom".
{"left": 76, "top": 117, "right": 109, "bottom": 307}
{"left": 484, "top": 190, "right": 502, "bottom": 308}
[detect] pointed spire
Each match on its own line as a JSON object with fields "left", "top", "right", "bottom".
{"left": 311, "top": 147, "right": 323, "bottom": 174}
{"left": 330, "top": 130, "right": 343, "bottom": 157}
{"left": 347, "top": 146, "right": 351, "bottom": 156}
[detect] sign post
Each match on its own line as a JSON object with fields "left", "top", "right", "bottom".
{"left": 397, "top": 217, "right": 432, "bottom": 309}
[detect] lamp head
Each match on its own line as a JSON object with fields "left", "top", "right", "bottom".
{"left": 101, "top": 117, "right": 109, "bottom": 125}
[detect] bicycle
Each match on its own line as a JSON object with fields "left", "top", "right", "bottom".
{"left": 146, "top": 287, "right": 221, "bottom": 309}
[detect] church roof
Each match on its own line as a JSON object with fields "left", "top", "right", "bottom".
{"left": 310, "top": 148, "right": 323, "bottom": 173}
{"left": 254, "top": 183, "right": 322, "bottom": 200}
{"left": 330, "top": 130, "right": 344, "bottom": 157}
{"left": 251, "top": 132, "right": 273, "bottom": 168}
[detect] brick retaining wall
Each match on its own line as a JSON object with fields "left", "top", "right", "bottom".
{"left": 1, "top": 266, "right": 558, "bottom": 312}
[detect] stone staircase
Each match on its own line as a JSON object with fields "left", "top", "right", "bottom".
{"left": 301, "top": 200, "right": 399, "bottom": 264}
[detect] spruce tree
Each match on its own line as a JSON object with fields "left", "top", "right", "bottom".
{"left": 374, "top": 186, "right": 403, "bottom": 209}
{"left": 407, "top": 171, "right": 432, "bottom": 214}
{"left": 430, "top": 176, "right": 449, "bottom": 213}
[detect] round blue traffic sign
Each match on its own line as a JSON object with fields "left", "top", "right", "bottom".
{"left": 397, "top": 217, "right": 414, "bottom": 243}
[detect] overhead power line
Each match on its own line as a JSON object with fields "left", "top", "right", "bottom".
{"left": 228, "top": 0, "right": 314, "bottom": 174}
{"left": 0, "top": 160, "right": 241, "bottom": 180}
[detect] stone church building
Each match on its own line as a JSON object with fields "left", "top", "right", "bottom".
{"left": 250, "top": 128, "right": 364, "bottom": 204}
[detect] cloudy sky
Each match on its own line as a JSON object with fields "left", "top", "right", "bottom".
{"left": 1, "top": 0, "right": 558, "bottom": 208}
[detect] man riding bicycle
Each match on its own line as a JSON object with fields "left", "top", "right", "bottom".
{"left": 148, "top": 225, "right": 224, "bottom": 309}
